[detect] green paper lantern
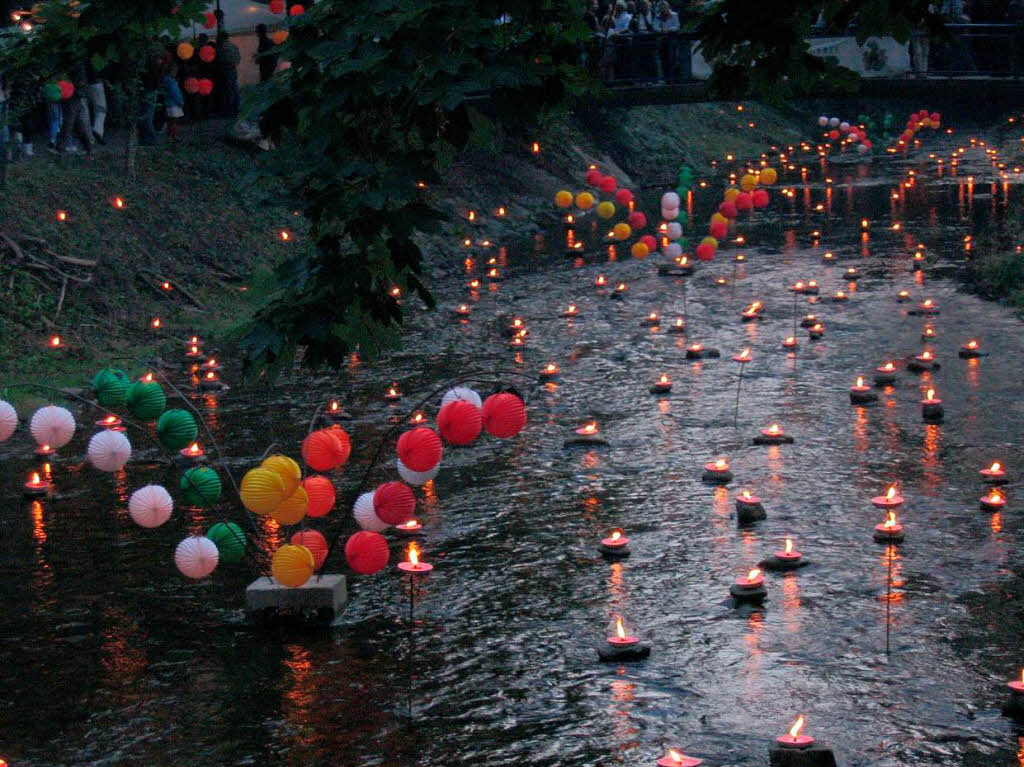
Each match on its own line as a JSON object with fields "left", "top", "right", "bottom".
{"left": 180, "top": 466, "right": 221, "bottom": 507}
{"left": 207, "top": 522, "right": 246, "bottom": 564}
{"left": 125, "top": 380, "right": 166, "bottom": 421}
{"left": 92, "top": 368, "right": 131, "bottom": 407}
{"left": 43, "top": 82, "right": 62, "bottom": 103}
{"left": 157, "top": 408, "right": 198, "bottom": 450}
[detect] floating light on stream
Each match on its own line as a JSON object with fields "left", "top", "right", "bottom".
{"left": 398, "top": 541, "right": 433, "bottom": 573}
{"left": 872, "top": 484, "right": 904, "bottom": 508}
{"left": 980, "top": 488, "right": 1006, "bottom": 512}
{"left": 776, "top": 716, "right": 814, "bottom": 749}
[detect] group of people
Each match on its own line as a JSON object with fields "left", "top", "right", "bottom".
{"left": 584, "top": 0, "right": 692, "bottom": 83}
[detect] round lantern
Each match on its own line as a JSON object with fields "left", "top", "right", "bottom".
{"left": 829, "top": 129, "right": 840, "bottom": 140}
{"left": 156, "top": 409, "right": 197, "bottom": 450}
{"left": 555, "top": 190, "right": 573, "bottom": 208}
{"left": 734, "top": 191, "right": 753, "bottom": 210}
{"left": 175, "top": 535, "right": 218, "bottom": 579}
{"left": 288, "top": 3, "right": 305, "bottom": 15}
{"left": 58, "top": 80, "right": 75, "bottom": 100}
{"left": 353, "top": 491, "right": 388, "bottom": 531}
{"left": 125, "top": 380, "right": 166, "bottom": 421}
{"left": 177, "top": 42, "right": 194, "bottom": 60}
{"left": 627, "top": 211, "right": 646, "bottom": 229}
{"left": 596, "top": 201, "right": 615, "bottom": 219}
{"left": 327, "top": 427, "right": 352, "bottom": 464}
{"left": 666, "top": 222, "right": 682, "bottom": 239}
{"left": 598, "top": 175, "right": 617, "bottom": 193}
{"left": 696, "top": 243, "right": 714, "bottom": 261}
{"left": 614, "top": 188, "right": 633, "bottom": 205}
{"left": 839, "top": 121, "right": 850, "bottom": 133}
{"left": 262, "top": 454, "right": 302, "bottom": 495}
{"left": 630, "top": 242, "right": 649, "bottom": 259}
{"left": 664, "top": 242, "right": 682, "bottom": 259}
{"left": 240, "top": 467, "right": 287, "bottom": 514}
{"left": 640, "top": 234, "right": 657, "bottom": 251}
{"left": 198, "top": 79, "right": 214, "bottom": 96}
{"left": 272, "top": 544, "right": 314, "bottom": 587}
{"left": 710, "top": 212, "right": 727, "bottom": 225}
{"left": 481, "top": 392, "right": 527, "bottom": 439}
{"left": 585, "top": 168, "right": 603, "bottom": 185}
{"left": 269, "top": 0, "right": 285, "bottom": 12}
{"left": 752, "top": 189, "right": 769, "bottom": 209}
{"left": 345, "top": 531, "right": 389, "bottom": 575}
{"left": 180, "top": 466, "right": 221, "bottom": 507}
{"left": 301, "top": 428, "right": 348, "bottom": 471}
{"left": 612, "top": 222, "right": 631, "bottom": 241}
{"left": 700, "top": 236, "right": 718, "bottom": 250}
{"left": 441, "top": 386, "right": 482, "bottom": 409}
{"left": 760, "top": 167, "right": 777, "bottom": 185}
{"left": 739, "top": 173, "right": 757, "bottom": 192}
{"left": 207, "top": 521, "right": 246, "bottom": 564}
{"left": 271, "top": 485, "right": 309, "bottom": 525}
{"left": 129, "top": 484, "right": 174, "bottom": 528}
{"left": 661, "top": 192, "right": 680, "bottom": 209}
{"left": 198, "top": 44, "right": 216, "bottom": 63}
{"left": 93, "top": 368, "right": 131, "bottom": 407}
{"left": 723, "top": 187, "right": 740, "bottom": 202}
{"left": 271, "top": 29, "right": 289, "bottom": 44}
{"left": 930, "top": 112, "right": 941, "bottom": 124}
{"left": 30, "top": 405, "right": 75, "bottom": 448}
{"left": 373, "top": 481, "right": 416, "bottom": 525}
{"left": 291, "top": 530, "right": 328, "bottom": 569}
{"left": 397, "top": 458, "right": 440, "bottom": 486}
{"left": 709, "top": 220, "right": 728, "bottom": 240}
{"left": 202, "top": 10, "right": 216, "bottom": 28}
{"left": 183, "top": 77, "right": 200, "bottom": 94}
{"left": 0, "top": 400, "right": 18, "bottom": 442}
{"left": 396, "top": 426, "right": 443, "bottom": 472}
{"left": 858, "top": 144, "right": 869, "bottom": 155}
{"left": 817, "top": 115, "right": 828, "bottom": 126}
{"left": 43, "top": 82, "right": 62, "bottom": 103}
{"left": 662, "top": 207, "right": 679, "bottom": 221}
{"left": 437, "top": 399, "right": 482, "bottom": 445}
{"left": 303, "top": 475, "right": 335, "bottom": 517}
{"left": 575, "top": 192, "right": 594, "bottom": 210}
{"left": 718, "top": 201, "right": 737, "bottom": 219}
{"left": 87, "top": 429, "right": 132, "bottom": 472}
{"left": 829, "top": 117, "right": 839, "bottom": 127}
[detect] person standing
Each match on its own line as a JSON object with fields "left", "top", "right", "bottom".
{"left": 215, "top": 32, "right": 241, "bottom": 117}
{"left": 85, "top": 62, "right": 107, "bottom": 145}
{"left": 162, "top": 63, "right": 185, "bottom": 140}
{"left": 256, "top": 24, "right": 280, "bottom": 83}
{"left": 55, "top": 63, "right": 92, "bottom": 156}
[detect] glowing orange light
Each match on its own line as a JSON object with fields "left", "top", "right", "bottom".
{"left": 986, "top": 489, "right": 1005, "bottom": 503}
{"left": 789, "top": 715, "right": 805, "bottom": 739}
{"left": 150, "top": 317, "right": 161, "bottom": 329}
{"left": 187, "top": 443, "right": 202, "bottom": 456}
{"left": 784, "top": 538, "right": 793, "bottom": 554}
{"left": 615, "top": 616, "right": 627, "bottom": 639}
{"left": 856, "top": 376, "right": 864, "bottom": 387}
{"left": 926, "top": 388, "right": 936, "bottom": 400}
{"left": 161, "top": 281, "right": 172, "bottom": 291}
{"left": 407, "top": 541, "right": 420, "bottom": 566}
{"left": 610, "top": 529, "right": 622, "bottom": 542}
{"left": 746, "top": 568, "right": 762, "bottom": 581}
{"left": 531, "top": 141, "right": 540, "bottom": 154}
{"left": 279, "top": 229, "right": 290, "bottom": 241}
{"left": 966, "top": 339, "right": 978, "bottom": 349}
{"left": 48, "top": 335, "right": 62, "bottom": 348}
{"left": 28, "top": 472, "right": 42, "bottom": 486}
{"left": 56, "top": 210, "right": 67, "bottom": 222}
{"left": 714, "top": 458, "right": 728, "bottom": 470}
{"left": 886, "top": 485, "right": 898, "bottom": 501}
{"left": 112, "top": 197, "right": 125, "bottom": 209}
{"left": 990, "top": 462, "right": 1002, "bottom": 472}
{"left": 544, "top": 363, "right": 558, "bottom": 373}
{"left": 767, "top": 424, "right": 780, "bottom": 434}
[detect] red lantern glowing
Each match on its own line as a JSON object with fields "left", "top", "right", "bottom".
{"left": 202, "top": 11, "right": 216, "bottom": 28}
{"left": 269, "top": 0, "right": 285, "bottom": 12}
{"left": 396, "top": 426, "right": 443, "bottom": 472}
{"left": 197, "top": 79, "right": 214, "bottom": 96}
{"left": 344, "top": 531, "right": 389, "bottom": 575}
{"left": 302, "top": 475, "right": 336, "bottom": 517}
{"left": 289, "top": 3, "right": 305, "bottom": 15}
{"left": 718, "top": 201, "right": 737, "bottom": 219}
{"left": 57, "top": 80, "right": 75, "bottom": 100}
{"left": 696, "top": 243, "right": 715, "bottom": 261}
{"left": 628, "top": 211, "right": 647, "bottom": 229}
{"left": 734, "top": 191, "right": 753, "bottom": 210}
{"left": 373, "top": 481, "right": 416, "bottom": 525}
{"left": 752, "top": 189, "right": 769, "bottom": 208}
{"left": 481, "top": 392, "right": 527, "bottom": 439}
{"left": 709, "top": 220, "right": 728, "bottom": 240}
{"left": 183, "top": 77, "right": 200, "bottom": 94}
{"left": 437, "top": 399, "right": 483, "bottom": 445}
{"left": 199, "top": 44, "right": 216, "bottom": 63}
{"left": 614, "top": 189, "right": 634, "bottom": 206}
{"left": 598, "top": 175, "right": 617, "bottom": 193}
{"left": 585, "top": 168, "right": 603, "bottom": 185}
{"left": 291, "top": 529, "right": 328, "bottom": 569}
{"left": 301, "top": 428, "right": 350, "bottom": 471}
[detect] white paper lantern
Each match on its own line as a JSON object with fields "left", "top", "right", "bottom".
{"left": 87, "top": 429, "right": 132, "bottom": 472}
{"left": 353, "top": 491, "right": 388, "bottom": 532}
{"left": 29, "top": 405, "right": 76, "bottom": 448}
{"left": 0, "top": 400, "right": 17, "bottom": 442}
{"left": 817, "top": 115, "right": 828, "bottom": 127}
{"left": 849, "top": 131, "right": 861, "bottom": 142}
{"left": 661, "top": 207, "right": 679, "bottom": 222}
{"left": 661, "top": 192, "right": 680, "bottom": 209}
{"left": 664, "top": 242, "right": 682, "bottom": 259}
{"left": 839, "top": 121, "right": 850, "bottom": 133}
{"left": 129, "top": 484, "right": 174, "bottom": 528}
{"left": 441, "top": 386, "right": 482, "bottom": 409}
{"left": 174, "top": 535, "right": 219, "bottom": 579}
{"left": 828, "top": 117, "right": 839, "bottom": 127}
{"left": 858, "top": 144, "right": 869, "bottom": 154}
{"left": 666, "top": 222, "right": 682, "bottom": 240}
{"left": 397, "top": 458, "right": 440, "bottom": 486}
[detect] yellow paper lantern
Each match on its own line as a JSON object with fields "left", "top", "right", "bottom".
{"left": 759, "top": 167, "right": 777, "bottom": 185}
{"left": 272, "top": 29, "right": 289, "bottom": 44}
{"left": 177, "top": 42, "right": 194, "bottom": 60}
{"left": 240, "top": 468, "right": 287, "bottom": 515}
{"left": 261, "top": 454, "right": 301, "bottom": 496}
{"left": 740, "top": 174, "right": 757, "bottom": 192}
{"left": 612, "top": 222, "right": 631, "bottom": 241}
{"left": 920, "top": 118, "right": 932, "bottom": 129}
{"left": 700, "top": 236, "right": 719, "bottom": 249}
{"left": 630, "top": 242, "right": 649, "bottom": 259}
{"left": 575, "top": 191, "right": 594, "bottom": 210}
{"left": 723, "top": 187, "right": 740, "bottom": 203}
{"left": 710, "top": 212, "right": 727, "bottom": 225}
{"left": 596, "top": 201, "right": 615, "bottom": 219}
{"left": 555, "top": 190, "right": 573, "bottom": 208}
{"left": 271, "top": 544, "right": 315, "bottom": 587}
{"left": 272, "top": 485, "right": 308, "bottom": 525}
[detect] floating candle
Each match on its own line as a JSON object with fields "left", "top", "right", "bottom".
{"left": 48, "top": 335, "right": 63, "bottom": 349}
{"left": 56, "top": 210, "right": 68, "bottom": 222}
{"left": 808, "top": 322, "right": 824, "bottom": 339}
{"left": 180, "top": 442, "right": 204, "bottom": 459}
{"left": 185, "top": 344, "right": 202, "bottom": 358}
{"left": 800, "top": 314, "right": 818, "bottom": 328}
{"left": 95, "top": 415, "right": 122, "bottom": 428}
{"left": 776, "top": 716, "right": 814, "bottom": 749}
{"left": 980, "top": 461, "right": 1007, "bottom": 482}
{"left": 487, "top": 267, "right": 500, "bottom": 280}
{"left": 735, "top": 567, "right": 764, "bottom": 588}
{"left": 454, "top": 303, "right": 471, "bottom": 317}
{"left": 656, "top": 749, "right": 703, "bottom": 767}
{"left": 872, "top": 484, "right": 904, "bottom": 508}
{"left": 874, "top": 510, "right": 904, "bottom": 541}
{"left": 606, "top": 616, "right": 638, "bottom": 646}
{"left": 832, "top": 290, "right": 848, "bottom": 301}
{"left": 35, "top": 443, "right": 55, "bottom": 457}
{"left": 782, "top": 336, "right": 798, "bottom": 349}
{"left": 740, "top": 302, "right": 763, "bottom": 320}
{"left": 643, "top": 311, "right": 661, "bottom": 326}
{"left": 732, "top": 348, "right": 752, "bottom": 363}
{"left": 922, "top": 327, "right": 936, "bottom": 341}
{"left": 735, "top": 489, "right": 762, "bottom": 508}
{"left": 775, "top": 538, "right": 802, "bottom": 562}
{"left": 822, "top": 251, "right": 834, "bottom": 262}
{"left": 669, "top": 318, "right": 686, "bottom": 334}
{"left": 850, "top": 376, "right": 878, "bottom": 404}
{"left": 762, "top": 424, "right": 783, "bottom": 437}
{"left": 918, "top": 298, "right": 939, "bottom": 314}
{"left": 576, "top": 421, "right": 600, "bottom": 436}
{"left": 539, "top": 362, "right": 561, "bottom": 381}
{"left": 397, "top": 541, "right": 433, "bottom": 573}
{"left": 150, "top": 317, "right": 162, "bottom": 330}
{"left": 385, "top": 384, "right": 402, "bottom": 401}
{"left": 980, "top": 488, "right": 1006, "bottom": 511}
{"left": 650, "top": 373, "right": 673, "bottom": 393}
{"left": 896, "top": 290, "right": 911, "bottom": 302}
{"left": 614, "top": 282, "right": 627, "bottom": 294}
{"left": 959, "top": 339, "right": 985, "bottom": 358}
{"left": 595, "top": 274, "right": 607, "bottom": 288}
{"left": 845, "top": 267, "right": 858, "bottom": 279}
{"left": 408, "top": 411, "right": 426, "bottom": 425}
{"left": 562, "top": 304, "right": 580, "bottom": 318}
{"left": 201, "top": 357, "right": 219, "bottom": 371}
{"left": 468, "top": 278, "right": 481, "bottom": 290}
{"left": 23, "top": 471, "right": 50, "bottom": 496}
{"left": 601, "top": 528, "right": 630, "bottom": 548}
{"left": 396, "top": 519, "right": 423, "bottom": 533}
{"left": 1008, "top": 668, "right": 1024, "bottom": 694}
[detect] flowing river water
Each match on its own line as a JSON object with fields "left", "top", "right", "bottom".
{"left": 2, "top": 129, "right": 1023, "bottom": 767}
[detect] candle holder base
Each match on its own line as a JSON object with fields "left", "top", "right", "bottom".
{"left": 657, "top": 264, "right": 693, "bottom": 276}
{"left": 753, "top": 434, "right": 794, "bottom": 446}
{"left": 539, "top": 373, "right": 560, "bottom": 383}
{"left": 564, "top": 434, "right": 610, "bottom": 448}
{"left": 799, "top": 317, "right": 818, "bottom": 328}
{"left": 609, "top": 293, "right": 625, "bottom": 301}
{"left": 736, "top": 502, "right": 767, "bottom": 525}
{"left": 850, "top": 390, "right": 878, "bottom": 405}
{"left": 1002, "top": 691, "right": 1024, "bottom": 719}
{"left": 760, "top": 555, "right": 808, "bottom": 572}
{"left": 597, "top": 641, "right": 650, "bottom": 663}
{"left": 199, "top": 379, "right": 228, "bottom": 392}
{"left": 769, "top": 745, "right": 837, "bottom": 767}
{"left": 873, "top": 530, "right": 904, "bottom": 544}
{"left": 729, "top": 583, "right": 767, "bottom": 602}
{"left": 922, "top": 404, "right": 944, "bottom": 422}
{"left": 907, "top": 359, "right": 939, "bottom": 373}
{"left": 807, "top": 330, "right": 824, "bottom": 340}
{"left": 873, "top": 373, "right": 897, "bottom": 386}
{"left": 701, "top": 470, "right": 733, "bottom": 484}
{"left": 741, "top": 314, "right": 764, "bottom": 323}
{"left": 668, "top": 325, "right": 688, "bottom": 334}
{"left": 599, "top": 544, "right": 631, "bottom": 559}
{"left": 245, "top": 574, "right": 348, "bottom": 627}
{"left": 649, "top": 386, "right": 673, "bottom": 395}
{"left": 958, "top": 349, "right": 988, "bottom": 359}
{"left": 980, "top": 499, "right": 1006, "bottom": 512}
{"left": 172, "top": 454, "right": 207, "bottom": 470}
{"left": 686, "top": 347, "right": 721, "bottom": 360}
{"left": 908, "top": 307, "right": 940, "bottom": 316}
{"left": 321, "top": 410, "right": 354, "bottom": 424}
{"left": 22, "top": 486, "right": 50, "bottom": 498}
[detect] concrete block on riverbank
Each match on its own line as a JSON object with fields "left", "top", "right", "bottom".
{"left": 245, "top": 574, "right": 347, "bottom": 626}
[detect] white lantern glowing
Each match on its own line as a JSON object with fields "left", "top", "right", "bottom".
{"left": 661, "top": 191, "right": 680, "bottom": 209}
{"left": 174, "top": 535, "right": 219, "bottom": 579}
{"left": 828, "top": 117, "right": 839, "bottom": 127}
{"left": 839, "top": 121, "right": 850, "bottom": 132}
{"left": 129, "top": 484, "right": 174, "bottom": 528}
{"left": 87, "top": 429, "right": 132, "bottom": 472}
{"left": 353, "top": 491, "right": 388, "bottom": 532}
{"left": 666, "top": 222, "right": 682, "bottom": 240}
{"left": 661, "top": 207, "right": 679, "bottom": 221}
{"left": 29, "top": 405, "right": 76, "bottom": 448}
{"left": 817, "top": 115, "right": 828, "bottom": 127}
{"left": 397, "top": 458, "right": 440, "bottom": 486}
{"left": 441, "top": 386, "right": 482, "bottom": 409}
{"left": 0, "top": 400, "right": 17, "bottom": 442}
{"left": 664, "top": 242, "right": 683, "bottom": 259}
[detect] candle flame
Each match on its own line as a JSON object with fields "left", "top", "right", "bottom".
{"left": 151, "top": 318, "right": 161, "bottom": 328}
{"left": 883, "top": 362, "right": 894, "bottom": 371}
{"left": 649, "top": 312, "right": 658, "bottom": 320}
{"left": 583, "top": 421, "right": 597, "bottom": 434}
{"left": 615, "top": 616, "right": 626, "bottom": 639}
{"left": 403, "top": 519, "right": 419, "bottom": 529}
{"left": 545, "top": 363, "right": 557, "bottom": 373}
{"left": 596, "top": 275, "right": 606, "bottom": 286}
{"left": 675, "top": 318, "right": 684, "bottom": 327}
{"left": 856, "top": 376, "right": 864, "bottom": 387}
{"left": 113, "top": 197, "right": 125, "bottom": 209}
{"left": 747, "top": 568, "right": 761, "bottom": 581}
{"left": 886, "top": 485, "right": 898, "bottom": 500}
{"left": 689, "top": 343, "right": 703, "bottom": 352}
{"left": 715, "top": 458, "right": 727, "bottom": 470}
{"left": 789, "top": 715, "right": 805, "bottom": 739}
{"left": 49, "top": 335, "right": 61, "bottom": 347}
{"left": 567, "top": 304, "right": 577, "bottom": 313}
{"left": 458, "top": 304, "right": 468, "bottom": 312}
{"left": 469, "top": 279, "right": 480, "bottom": 289}
{"left": 922, "top": 351, "right": 932, "bottom": 360}
{"left": 926, "top": 388, "right": 935, "bottom": 400}
{"left": 615, "top": 282, "right": 626, "bottom": 291}
{"left": 667, "top": 749, "right": 684, "bottom": 762}
{"left": 205, "top": 371, "right": 216, "bottom": 380}
{"left": 785, "top": 538, "right": 793, "bottom": 554}
{"left": 659, "top": 374, "right": 669, "bottom": 384}
{"left": 407, "top": 541, "right": 420, "bottom": 566}
{"left": 388, "top": 387, "right": 398, "bottom": 396}
{"left": 187, "top": 443, "right": 200, "bottom": 455}
{"left": 329, "top": 400, "right": 340, "bottom": 412}
{"left": 987, "top": 489, "right": 1004, "bottom": 503}
{"left": 989, "top": 462, "right": 1002, "bottom": 472}
{"left": 610, "top": 529, "right": 622, "bottom": 542}
{"left": 768, "top": 424, "right": 780, "bottom": 434}
{"left": 41, "top": 444, "right": 51, "bottom": 453}
{"left": 487, "top": 268, "right": 499, "bottom": 278}
{"left": 143, "top": 372, "right": 154, "bottom": 383}
{"left": 967, "top": 339, "right": 978, "bottom": 348}
{"left": 190, "top": 345, "right": 198, "bottom": 354}
{"left": 884, "top": 511, "right": 898, "bottom": 529}
{"left": 29, "top": 472, "right": 40, "bottom": 485}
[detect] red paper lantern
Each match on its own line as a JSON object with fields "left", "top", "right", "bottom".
{"left": 183, "top": 77, "right": 200, "bottom": 94}
{"left": 437, "top": 400, "right": 482, "bottom": 445}
{"left": 734, "top": 191, "right": 753, "bottom": 210}
{"left": 718, "top": 201, "right": 737, "bottom": 219}
{"left": 198, "top": 79, "right": 214, "bottom": 96}
{"left": 58, "top": 80, "right": 75, "bottom": 100}
{"left": 327, "top": 426, "right": 352, "bottom": 465}
{"left": 199, "top": 44, "right": 216, "bottom": 63}
{"left": 627, "top": 211, "right": 647, "bottom": 229}
{"left": 696, "top": 243, "right": 715, "bottom": 261}
{"left": 918, "top": 108, "right": 929, "bottom": 118}
{"left": 480, "top": 392, "right": 526, "bottom": 439}
{"left": 344, "top": 531, "right": 388, "bottom": 575}
{"left": 614, "top": 189, "right": 634, "bottom": 205}
{"left": 752, "top": 189, "right": 769, "bottom": 209}
{"left": 202, "top": 11, "right": 216, "bottom": 28}
{"left": 302, "top": 475, "right": 336, "bottom": 517}
{"left": 640, "top": 234, "right": 657, "bottom": 251}
{"left": 301, "top": 428, "right": 348, "bottom": 472}
{"left": 598, "top": 175, "right": 617, "bottom": 193}
{"left": 396, "top": 426, "right": 443, "bottom": 472}
{"left": 584, "top": 168, "right": 603, "bottom": 186}
{"left": 828, "top": 129, "right": 840, "bottom": 140}
{"left": 289, "top": 3, "right": 305, "bottom": 15}
{"left": 930, "top": 112, "right": 941, "bottom": 123}
{"left": 373, "top": 481, "right": 416, "bottom": 525}
{"left": 269, "top": 0, "right": 285, "bottom": 12}
{"left": 291, "top": 529, "right": 328, "bottom": 569}
{"left": 709, "top": 220, "right": 728, "bottom": 240}
{"left": 900, "top": 130, "right": 913, "bottom": 142}
{"left": 862, "top": 139, "right": 873, "bottom": 150}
